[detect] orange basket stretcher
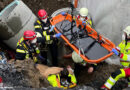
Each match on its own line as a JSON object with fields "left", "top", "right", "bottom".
{"left": 50, "top": 14, "right": 115, "bottom": 63}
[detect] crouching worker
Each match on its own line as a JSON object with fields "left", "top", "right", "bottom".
{"left": 15, "top": 30, "right": 46, "bottom": 64}
{"left": 71, "top": 51, "right": 97, "bottom": 76}
{"left": 36, "top": 64, "right": 77, "bottom": 89}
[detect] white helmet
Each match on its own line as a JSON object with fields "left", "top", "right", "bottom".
{"left": 79, "top": 8, "right": 88, "bottom": 17}
{"left": 72, "top": 51, "right": 83, "bottom": 63}
{"left": 123, "top": 26, "right": 130, "bottom": 37}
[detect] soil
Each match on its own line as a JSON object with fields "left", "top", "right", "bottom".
{"left": 22, "top": 0, "right": 71, "bottom": 16}
{"left": 0, "top": 0, "right": 14, "bottom": 11}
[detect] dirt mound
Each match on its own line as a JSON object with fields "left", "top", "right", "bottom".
{"left": 13, "top": 59, "right": 49, "bottom": 88}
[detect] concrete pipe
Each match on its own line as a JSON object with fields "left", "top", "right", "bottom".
{"left": 0, "top": 0, "right": 37, "bottom": 49}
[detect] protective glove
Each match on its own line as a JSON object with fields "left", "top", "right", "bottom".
{"left": 37, "top": 54, "right": 47, "bottom": 64}
{"left": 55, "top": 33, "right": 62, "bottom": 38}
{"left": 49, "top": 25, "right": 55, "bottom": 32}
{"left": 37, "top": 54, "right": 44, "bottom": 60}
{"left": 82, "top": 21, "right": 86, "bottom": 25}
{"left": 111, "top": 48, "right": 119, "bottom": 56}
{"left": 61, "top": 12, "right": 66, "bottom": 16}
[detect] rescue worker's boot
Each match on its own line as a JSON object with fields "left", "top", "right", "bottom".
{"left": 63, "top": 53, "right": 72, "bottom": 59}
{"left": 100, "top": 85, "right": 110, "bottom": 90}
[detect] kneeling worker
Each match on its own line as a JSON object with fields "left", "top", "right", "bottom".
{"left": 36, "top": 65, "right": 77, "bottom": 89}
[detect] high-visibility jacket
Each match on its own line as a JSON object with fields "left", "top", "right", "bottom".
{"left": 103, "top": 68, "right": 130, "bottom": 89}
{"left": 47, "top": 73, "right": 77, "bottom": 89}
{"left": 34, "top": 18, "right": 54, "bottom": 44}
{"left": 74, "top": 15, "right": 92, "bottom": 27}
{"left": 116, "top": 40, "right": 130, "bottom": 67}
{"left": 15, "top": 37, "right": 40, "bottom": 61}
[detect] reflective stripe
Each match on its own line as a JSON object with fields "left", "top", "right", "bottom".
{"left": 17, "top": 37, "right": 24, "bottom": 46}
{"left": 104, "top": 82, "right": 112, "bottom": 89}
{"left": 107, "top": 77, "right": 116, "bottom": 85}
{"left": 43, "top": 31, "right": 47, "bottom": 36}
{"left": 116, "top": 46, "right": 120, "bottom": 51}
{"left": 109, "top": 76, "right": 116, "bottom": 83}
{"left": 56, "top": 74, "right": 61, "bottom": 88}
{"left": 16, "top": 49, "right": 25, "bottom": 53}
{"left": 127, "top": 55, "right": 130, "bottom": 61}
{"left": 34, "top": 25, "right": 41, "bottom": 28}
{"left": 46, "top": 35, "right": 50, "bottom": 41}
{"left": 35, "top": 47, "right": 40, "bottom": 54}
{"left": 37, "top": 20, "right": 41, "bottom": 24}
{"left": 36, "top": 32, "right": 42, "bottom": 37}
{"left": 104, "top": 76, "right": 116, "bottom": 89}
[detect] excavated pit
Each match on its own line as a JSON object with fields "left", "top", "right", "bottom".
{"left": 0, "top": 0, "right": 128, "bottom": 90}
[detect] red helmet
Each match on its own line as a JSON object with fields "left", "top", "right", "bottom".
{"left": 38, "top": 9, "right": 47, "bottom": 20}
{"left": 23, "top": 30, "right": 36, "bottom": 40}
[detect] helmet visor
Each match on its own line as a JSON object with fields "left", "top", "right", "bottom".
{"left": 40, "top": 14, "right": 47, "bottom": 20}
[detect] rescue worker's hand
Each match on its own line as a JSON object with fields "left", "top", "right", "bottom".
{"left": 49, "top": 25, "right": 55, "bottom": 32}
{"left": 54, "top": 33, "right": 62, "bottom": 38}
{"left": 82, "top": 21, "right": 86, "bottom": 25}
{"left": 61, "top": 12, "right": 66, "bottom": 16}
{"left": 111, "top": 48, "right": 119, "bottom": 56}
{"left": 37, "top": 54, "right": 45, "bottom": 61}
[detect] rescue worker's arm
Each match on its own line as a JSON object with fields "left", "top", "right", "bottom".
{"left": 15, "top": 46, "right": 26, "bottom": 60}
{"left": 86, "top": 19, "right": 92, "bottom": 27}
{"left": 47, "top": 75, "right": 59, "bottom": 87}
{"left": 119, "top": 53, "right": 130, "bottom": 61}
{"left": 34, "top": 20, "right": 42, "bottom": 32}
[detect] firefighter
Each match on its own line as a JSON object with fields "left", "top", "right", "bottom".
{"left": 34, "top": 9, "right": 62, "bottom": 66}
{"left": 72, "top": 51, "right": 97, "bottom": 76}
{"left": 101, "top": 26, "right": 130, "bottom": 90}
{"left": 61, "top": 7, "right": 92, "bottom": 27}
{"left": 46, "top": 66, "right": 77, "bottom": 89}
{"left": 15, "top": 30, "right": 45, "bottom": 64}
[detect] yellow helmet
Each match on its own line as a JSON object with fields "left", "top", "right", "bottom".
{"left": 123, "top": 26, "right": 130, "bottom": 37}
{"left": 79, "top": 8, "right": 88, "bottom": 17}
{"left": 72, "top": 51, "right": 83, "bottom": 63}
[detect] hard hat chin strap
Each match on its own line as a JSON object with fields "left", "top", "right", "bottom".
{"left": 125, "top": 35, "right": 130, "bottom": 45}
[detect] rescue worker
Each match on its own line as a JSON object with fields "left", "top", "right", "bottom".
{"left": 61, "top": 7, "right": 92, "bottom": 27}
{"left": 15, "top": 30, "right": 45, "bottom": 64}
{"left": 34, "top": 9, "right": 62, "bottom": 66}
{"left": 101, "top": 26, "right": 130, "bottom": 90}
{"left": 72, "top": 51, "right": 97, "bottom": 76}
{"left": 46, "top": 66, "right": 77, "bottom": 89}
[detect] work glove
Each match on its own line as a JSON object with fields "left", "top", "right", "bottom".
{"left": 61, "top": 12, "right": 66, "bottom": 16}
{"left": 37, "top": 54, "right": 47, "bottom": 64}
{"left": 49, "top": 25, "right": 55, "bottom": 32}
{"left": 55, "top": 33, "right": 62, "bottom": 38}
{"left": 82, "top": 21, "right": 86, "bottom": 25}
{"left": 111, "top": 48, "right": 119, "bottom": 56}
{"left": 37, "top": 54, "right": 44, "bottom": 60}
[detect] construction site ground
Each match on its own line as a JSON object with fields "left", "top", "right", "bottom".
{"left": 0, "top": 0, "right": 128, "bottom": 90}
